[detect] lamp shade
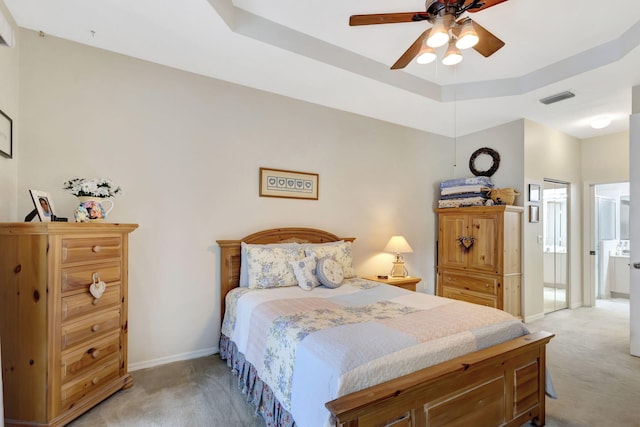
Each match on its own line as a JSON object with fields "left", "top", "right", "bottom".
{"left": 455, "top": 20, "right": 479, "bottom": 50}
{"left": 383, "top": 236, "right": 413, "bottom": 254}
{"left": 416, "top": 43, "right": 437, "bottom": 64}
{"left": 442, "top": 40, "right": 462, "bottom": 65}
{"left": 426, "top": 17, "right": 449, "bottom": 48}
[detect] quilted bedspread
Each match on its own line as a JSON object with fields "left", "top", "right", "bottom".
{"left": 221, "top": 278, "right": 529, "bottom": 427}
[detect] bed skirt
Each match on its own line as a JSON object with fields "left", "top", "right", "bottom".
{"left": 220, "top": 334, "right": 296, "bottom": 427}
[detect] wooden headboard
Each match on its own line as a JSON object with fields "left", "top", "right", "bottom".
{"left": 216, "top": 227, "right": 355, "bottom": 323}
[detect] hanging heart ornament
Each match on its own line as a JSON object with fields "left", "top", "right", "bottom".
{"left": 90, "top": 273, "right": 106, "bottom": 299}
{"left": 457, "top": 236, "right": 475, "bottom": 249}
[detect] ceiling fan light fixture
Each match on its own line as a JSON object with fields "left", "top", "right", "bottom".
{"left": 416, "top": 44, "right": 437, "bottom": 64}
{"left": 442, "top": 41, "right": 462, "bottom": 65}
{"left": 455, "top": 20, "right": 478, "bottom": 50}
{"left": 427, "top": 17, "right": 449, "bottom": 48}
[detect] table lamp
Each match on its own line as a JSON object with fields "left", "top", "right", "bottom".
{"left": 383, "top": 235, "right": 413, "bottom": 278}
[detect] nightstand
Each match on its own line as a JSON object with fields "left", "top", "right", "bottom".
{"left": 363, "top": 276, "right": 421, "bottom": 292}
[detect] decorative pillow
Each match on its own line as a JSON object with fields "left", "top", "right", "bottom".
{"left": 304, "top": 241, "right": 355, "bottom": 278}
{"left": 289, "top": 256, "right": 320, "bottom": 291}
{"left": 240, "top": 242, "right": 299, "bottom": 287}
{"left": 316, "top": 257, "right": 344, "bottom": 288}
{"left": 245, "top": 245, "right": 304, "bottom": 289}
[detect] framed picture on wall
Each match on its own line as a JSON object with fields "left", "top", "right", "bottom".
{"left": 0, "top": 108, "right": 12, "bottom": 159}
{"left": 529, "top": 205, "right": 540, "bottom": 223}
{"left": 259, "top": 167, "right": 319, "bottom": 200}
{"left": 529, "top": 183, "right": 541, "bottom": 202}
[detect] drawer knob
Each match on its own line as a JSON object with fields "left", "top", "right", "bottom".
{"left": 92, "top": 377, "right": 99, "bottom": 385}
{"left": 92, "top": 350, "right": 100, "bottom": 359}
{"left": 91, "top": 324, "right": 100, "bottom": 332}
{"left": 92, "top": 245, "right": 101, "bottom": 253}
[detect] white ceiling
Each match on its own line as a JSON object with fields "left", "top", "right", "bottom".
{"left": 5, "top": 0, "right": 640, "bottom": 139}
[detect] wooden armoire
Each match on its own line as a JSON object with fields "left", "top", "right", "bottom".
{"left": 436, "top": 205, "right": 523, "bottom": 318}
{"left": 0, "top": 222, "right": 137, "bottom": 427}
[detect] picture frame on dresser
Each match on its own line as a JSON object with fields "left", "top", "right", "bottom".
{"left": 29, "top": 189, "right": 57, "bottom": 222}
{"left": 0, "top": 108, "right": 12, "bottom": 159}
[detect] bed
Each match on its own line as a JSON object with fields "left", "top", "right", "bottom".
{"left": 217, "top": 227, "right": 553, "bottom": 427}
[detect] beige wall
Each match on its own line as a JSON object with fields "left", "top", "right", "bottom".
{"left": 581, "top": 132, "right": 629, "bottom": 184}
{"left": 0, "top": 0, "right": 18, "bottom": 221}
{"left": 16, "top": 29, "right": 453, "bottom": 368}
{"left": 524, "top": 119, "right": 583, "bottom": 320}
{"left": 454, "top": 119, "right": 525, "bottom": 195}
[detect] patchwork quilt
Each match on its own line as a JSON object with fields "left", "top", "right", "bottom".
{"left": 221, "top": 278, "right": 529, "bottom": 427}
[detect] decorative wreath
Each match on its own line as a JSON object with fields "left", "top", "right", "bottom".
{"left": 469, "top": 147, "right": 501, "bottom": 177}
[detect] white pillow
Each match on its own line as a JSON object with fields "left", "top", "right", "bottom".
{"left": 316, "top": 257, "right": 344, "bottom": 288}
{"left": 304, "top": 241, "right": 355, "bottom": 278}
{"left": 289, "top": 255, "right": 320, "bottom": 291}
{"left": 244, "top": 244, "right": 304, "bottom": 289}
{"left": 240, "top": 242, "right": 300, "bottom": 287}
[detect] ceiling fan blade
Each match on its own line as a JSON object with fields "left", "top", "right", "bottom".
{"left": 467, "top": 19, "right": 505, "bottom": 57}
{"left": 467, "top": 0, "right": 509, "bottom": 12}
{"left": 349, "top": 12, "right": 429, "bottom": 26}
{"left": 391, "top": 29, "right": 431, "bottom": 70}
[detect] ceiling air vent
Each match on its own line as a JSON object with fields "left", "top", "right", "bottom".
{"left": 539, "top": 91, "right": 575, "bottom": 105}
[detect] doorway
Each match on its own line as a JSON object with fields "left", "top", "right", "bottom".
{"left": 591, "top": 182, "right": 630, "bottom": 302}
{"left": 543, "top": 179, "right": 569, "bottom": 314}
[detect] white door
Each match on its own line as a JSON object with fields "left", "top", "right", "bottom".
{"left": 630, "top": 113, "right": 639, "bottom": 356}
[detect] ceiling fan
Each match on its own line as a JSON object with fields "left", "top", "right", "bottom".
{"left": 349, "top": 0, "right": 508, "bottom": 69}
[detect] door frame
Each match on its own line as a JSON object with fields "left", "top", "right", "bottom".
{"left": 542, "top": 178, "right": 570, "bottom": 313}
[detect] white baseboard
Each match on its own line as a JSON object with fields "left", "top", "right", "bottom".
{"left": 524, "top": 312, "right": 545, "bottom": 323}
{"left": 128, "top": 346, "right": 219, "bottom": 372}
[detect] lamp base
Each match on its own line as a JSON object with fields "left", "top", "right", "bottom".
{"left": 389, "top": 261, "right": 408, "bottom": 278}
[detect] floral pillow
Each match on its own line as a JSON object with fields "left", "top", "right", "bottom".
{"left": 240, "top": 242, "right": 299, "bottom": 287}
{"left": 316, "top": 257, "right": 344, "bottom": 288}
{"left": 304, "top": 241, "right": 355, "bottom": 278}
{"left": 245, "top": 245, "right": 304, "bottom": 289}
{"left": 289, "top": 255, "right": 320, "bottom": 291}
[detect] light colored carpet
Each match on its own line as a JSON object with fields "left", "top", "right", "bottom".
{"left": 69, "top": 298, "right": 640, "bottom": 427}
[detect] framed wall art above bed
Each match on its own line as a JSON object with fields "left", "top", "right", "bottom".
{"left": 259, "top": 167, "right": 319, "bottom": 200}
{"left": 217, "top": 227, "right": 554, "bottom": 427}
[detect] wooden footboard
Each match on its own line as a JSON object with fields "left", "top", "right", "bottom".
{"left": 326, "top": 331, "right": 553, "bottom": 427}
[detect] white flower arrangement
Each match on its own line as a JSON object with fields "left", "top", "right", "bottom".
{"left": 63, "top": 177, "right": 122, "bottom": 198}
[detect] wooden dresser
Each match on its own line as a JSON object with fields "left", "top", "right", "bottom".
{"left": 0, "top": 222, "right": 137, "bottom": 427}
{"left": 436, "top": 205, "right": 523, "bottom": 317}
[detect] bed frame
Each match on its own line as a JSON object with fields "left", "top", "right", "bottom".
{"left": 217, "top": 227, "right": 553, "bottom": 427}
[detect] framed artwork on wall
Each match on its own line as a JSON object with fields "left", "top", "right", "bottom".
{"left": 0, "top": 108, "right": 12, "bottom": 159}
{"left": 529, "top": 205, "right": 540, "bottom": 223}
{"left": 259, "top": 167, "right": 319, "bottom": 200}
{"left": 529, "top": 183, "right": 541, "bottom": 202}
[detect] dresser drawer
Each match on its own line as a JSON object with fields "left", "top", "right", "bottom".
{"left": 442, "top": 287, "right": 497, "bottom": 308}
{"left": 441, "top": 271, "right": 498, "bottom": 295}
{"left": 62, "top": 236, "right": 122, "bottom": 264}
{"left": 61, "top": 309, "right": 121, "bottom": 350}
{"left": 61, "top": 332, "right": 120, "bottom": 385}
{"left": 61, "top": 263, "right": 121, "bottom": 293}
{"left": 60, "top": 355, "right": 120, "bottom": 412}
{"left": 62, "top": 285, "right": 121, "bottom": 322}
